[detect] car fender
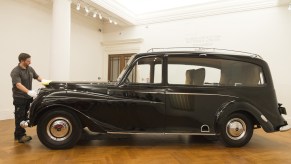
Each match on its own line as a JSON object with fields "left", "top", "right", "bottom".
{"left": 31, "top": 104, "right": 107, "bottom": 132}
{"left": 215, "top": 100, "right": 274, "bottom": 133}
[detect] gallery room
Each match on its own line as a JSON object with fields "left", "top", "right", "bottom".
{"left": 1, "top": 0, "right": 291, "bottom": 163}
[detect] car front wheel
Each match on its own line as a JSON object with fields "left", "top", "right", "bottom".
{"left": 37, "top": 110, "right": 82, "bottom": 149}
{"left": 220, "top": 113, "right": 253, "bottom": 147}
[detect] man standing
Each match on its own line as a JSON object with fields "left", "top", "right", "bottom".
{"left": 10, "top": 53, "right": 49, "bottom": 143}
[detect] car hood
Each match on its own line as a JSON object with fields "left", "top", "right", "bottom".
{"left": 45, "top": 81, "right": 116, "bottom": 91}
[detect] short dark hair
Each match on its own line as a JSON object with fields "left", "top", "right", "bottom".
{"left": 18, "top": 53, "right": 31, "bottom": 62}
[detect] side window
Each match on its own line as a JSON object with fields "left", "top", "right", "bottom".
{"left": 168, "top": 64, "right": 220, "bottom": 85}
{"left": 220, "top": 61, "right": 265, "bottom": 86}
{"left": 127, "top": 57, "right": 162, "bottom": 84}
{"left": 167, "top": 56, "right": 266, "bottom": 87}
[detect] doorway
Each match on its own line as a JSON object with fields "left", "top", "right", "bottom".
{"left": 108, "top": 54, "right": 134, "bottom": 82}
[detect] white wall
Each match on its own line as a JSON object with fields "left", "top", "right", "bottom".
{"left": 103, "top": 6, "right": 291, "bottom": 120}
{"left": 70, "top": 12, "right": 104, "bottom": 81}
{"left": 0, "top": 0, "right": 104, "bottom": 120}
{"left": 0, "top": 0, "right": 51, "bottom": 120}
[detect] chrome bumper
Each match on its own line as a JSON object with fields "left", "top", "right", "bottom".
{"left": 279, "top": 125, "right": 291, "bottom": 132}
{"left": 20, "top": 120, "right": 30, "bottom": 128}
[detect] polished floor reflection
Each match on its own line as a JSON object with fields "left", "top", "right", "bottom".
{"left": 1, "top": 119, "right": 291, "bottom": 163}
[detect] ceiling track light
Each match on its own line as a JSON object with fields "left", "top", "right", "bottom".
{"left": 74, "top": 0, "right": 118, "bottom": 25}
{"left": 84, "top": 6, "right": 89, "bottom": 13}
{"left": 98, "top": 13, "right": 103, "bottom": 20}
{"left": 288, "top": 3, "right": 291, "bottom": 11}
{"left": 76, "top": 2, "right": 81, "bottom": 10}
{"left": 93, "top": 12, "right": 97, "bottom": 18}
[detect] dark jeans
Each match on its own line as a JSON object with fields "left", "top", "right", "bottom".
{"left": 13, "top": 97, "right": 32, "bottom": 140}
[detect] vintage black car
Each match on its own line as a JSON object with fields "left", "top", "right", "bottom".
{"left": 23, "top": 48, "right": 290, "bottom": 149}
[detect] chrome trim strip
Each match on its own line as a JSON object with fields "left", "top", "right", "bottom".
{"left": 107, "top": 99, "right": 163, "bottom": 104}
{"left": 261, "top": 115, "right": 268, "bottom": 122}
{"left": 166, "top": 92, "right": 238, "bottom": 98}
{"left": 111, "top": 91, "right": 238, "bottom": 98}
{"left": 146, "top": 47, "right": 261, "bottom": 59}
{"left": 135, "top": 91, "right": 165, "bottom": 94}
{"left": 107, "top": 131, "right": 217, "bottom": 136}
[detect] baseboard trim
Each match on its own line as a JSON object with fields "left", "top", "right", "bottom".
{"left": 0, "top": 109, "right": 14, "bottom": 120}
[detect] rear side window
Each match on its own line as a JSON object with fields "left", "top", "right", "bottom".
{"left": 167, "top": 56, "right": 265, "bottom": 87}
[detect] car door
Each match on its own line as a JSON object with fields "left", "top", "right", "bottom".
{"left": 164, "top": 55, "right": 231, "bottom": 134}
{"left": 107, "top": 55, "right": 166, "bottom": 132}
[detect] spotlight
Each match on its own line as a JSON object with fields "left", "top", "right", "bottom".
{"left": 288, "top": 3, "right": 291, "bottom": 11}
{"left": 109, "top": 18, "right": 112, "bottom": 23}
{"left": 114, "top": 21, "right": 117, "bottom": 25}
{"left": 93, "top": 12, "right": 97, "bottom": 18}
{"left": 76, "top": 2, "right": 81, "bottom": 10}
{"left": 98, "top": 13, "right": 103, "bottom": 20}
{"left": 84, "top": 6, "right": 89, "bottom": 13}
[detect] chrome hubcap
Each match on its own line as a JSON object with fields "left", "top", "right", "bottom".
{"left": 47, "top": 117, "right": 72, "bottom": 141}
{"left": 226, "top": 118, "right": 246, "bottom": 140}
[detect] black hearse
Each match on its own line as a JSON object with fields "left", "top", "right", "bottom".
{"left": 22, "top": 48, "right": 290, "bottom": 149}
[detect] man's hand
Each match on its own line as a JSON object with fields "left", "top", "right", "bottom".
{"left": 27, "top": 90, "right": 37, "bottom": 98}
{"left": 41, "top": 79, "right": 52, "bottom": 86}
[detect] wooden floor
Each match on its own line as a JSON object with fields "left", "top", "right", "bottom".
{"left": 1, "top": 119, "right": 291, "bottom": 164}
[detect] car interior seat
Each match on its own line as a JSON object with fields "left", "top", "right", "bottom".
{"left": 185, "top": 68, "right": 205, "bottom": 85}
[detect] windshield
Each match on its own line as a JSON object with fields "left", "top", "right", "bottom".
{"left": 116, "top": 54, "right": 136, "bottom": 82}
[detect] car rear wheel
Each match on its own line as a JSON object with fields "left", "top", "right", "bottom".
{"left": 37, "top": 110, "right": 82, "bottom": 149}
{"left": 220, "top": 113, "right": 253, "bottom": 147}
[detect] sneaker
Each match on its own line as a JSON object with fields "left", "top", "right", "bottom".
{"left": 18, "top": 135, "right": 32, "bottom": 143}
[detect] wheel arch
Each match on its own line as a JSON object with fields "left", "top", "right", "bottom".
{"left": 215, "top": 101, "right": 275, "bottom": 133}
{"left": 32, "top": 104, "right": 105, "bottom": 132}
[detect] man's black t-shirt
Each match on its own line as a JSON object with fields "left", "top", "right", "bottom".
{"left": 10, "top": 64, "right": 39, "bottom": 99}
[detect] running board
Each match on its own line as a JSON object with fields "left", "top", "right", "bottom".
{"left": 107, "top": 131, "right": 217, "bottom": 136}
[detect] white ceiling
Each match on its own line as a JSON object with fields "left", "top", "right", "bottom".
{"left": 111, "top": 0, "right": 224, "bottom": 15}
{"left": 86, "top": 0, "right": 290, "bottom": 26}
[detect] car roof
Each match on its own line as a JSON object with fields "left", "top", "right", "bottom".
{"left": 135, "top": 48, "right": 264, "bottom": 63}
